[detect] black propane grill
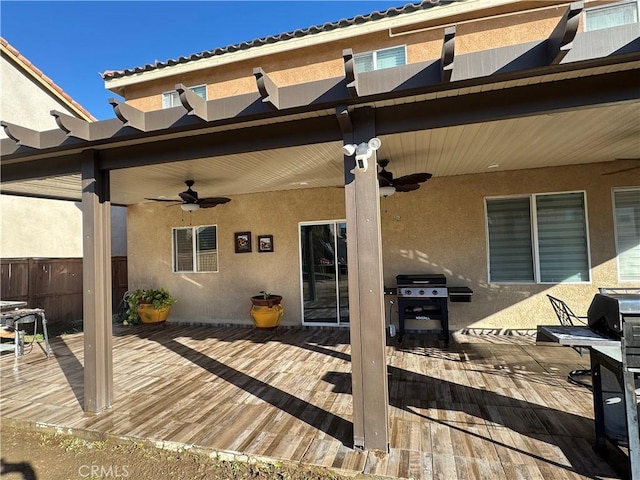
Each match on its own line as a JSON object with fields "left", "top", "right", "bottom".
{"left": 395, "top": 274, "right": 472, "bottom": 345}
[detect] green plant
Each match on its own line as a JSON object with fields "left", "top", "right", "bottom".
{"left": 125, "top": 288, "right": 176, "bottom": 325}
{"left": 259, "top": 290, "right": 272, "bottom": 299}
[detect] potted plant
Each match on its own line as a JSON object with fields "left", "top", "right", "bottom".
{"left": 250, "top": 291, "right": 283, "bottom": 328}
{"left": 125, "top": 288, "right": 176, "bottom": 325}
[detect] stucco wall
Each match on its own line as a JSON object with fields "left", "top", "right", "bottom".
{"left": 0, "top": 54, "right": 77, "bottom": 137}
{"left": 0, "top": 196, "right": 128, "bottom": 257}
{"left": 123, "top": 7, "right": 567, "bottom": 110}
{"left": 127, "top": 162, "right": 638, "bottom": 331}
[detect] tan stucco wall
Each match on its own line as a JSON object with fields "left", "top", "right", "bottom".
{"left": 0, "top": 54, "right": 78, "bottom": 137}
{"left": 127, "top": 162, "right": 639, "bottom": 331}
{"left": 0, "top": 196, "right": 128, "bottom": 257}
{"left": 123, "top": 7, "right": 568, "bottom": 111}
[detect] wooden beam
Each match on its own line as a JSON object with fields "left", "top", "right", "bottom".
{"left": 51, "top": 110, "right": 91, "bottom": 140}
{"left": 548, "top": 2, "right": 583, "bottom": 65}
{"left": 109, "top": 98, "right": 146, "bottom": 131}
{"left": 253, "top": 67, "right": 279, "bottom": 109}
{"left": 335, "top": 105, "right": 353, "bottom": 135}
{"left": 1, "top": 122, "right": 43, "bottom": 148}
{"left": 81, "top": 150, "right": 113, "bottom": 413}
{"left": 344, "top": 107, "right": 389, "bottom": 452}
{"left": 343, "top": 49, "right": 359, "bottom": 98}
{"left": 441, "top": 26, "right": 456, "bottom": 83}
{"left": 176, "top": 83, "right": 209, "bottom": 120}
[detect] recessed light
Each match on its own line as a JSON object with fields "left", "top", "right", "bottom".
{"left": 487, "top": 163, "right": 499, "bottom": 169}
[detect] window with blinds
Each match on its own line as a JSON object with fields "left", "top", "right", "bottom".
{"left": 162, "top": 85, "right": 207, "bottom": 109}
{"left": 486, "top": 192, "right": 590, "bottom": 283}
{"left": 354, "top": 46, "right": 406, "bottom": 73}
{"left": 585, "top": 0, "right": 639, "bottom": 31}
{"left": 173, "top": 225, "right": 218, "bottom": 272}
{"left": 614, "top": 188, "right": 640, "bottom": 281}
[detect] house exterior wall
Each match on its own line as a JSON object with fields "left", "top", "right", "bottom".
{"left": 0, "top": 53, "right": 78, "bottom": 136}
{"left": 0, "top": 196, "right": 128, "bottom": 257}
{"left": 122, "top": 7, "right": 569, "bottom": 111}
{"left": 127, "top": 162, "right": 638, "bottom": 331}
{"left": 0, "top": 42, "right": 128, "bottom": 258}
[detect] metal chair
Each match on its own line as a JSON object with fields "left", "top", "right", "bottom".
{"left": 546, "top": 294, "right": 591, "bottom": 389}
{"left": 546, "top": 295, "right": 588, "bottom": 326}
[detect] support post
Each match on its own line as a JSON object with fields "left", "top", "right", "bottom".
{"left": 344, "top": 107, "right": 389, "bottom": 452}
{"left": 82, "top": 150, "right": 113, "bottom": 413}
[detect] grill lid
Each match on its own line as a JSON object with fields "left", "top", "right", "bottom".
{"left": 588, "top": 293, "right": 640, "bottom": 338}
{"left": 396, "top": 274, "right": 447, "bottom": 286}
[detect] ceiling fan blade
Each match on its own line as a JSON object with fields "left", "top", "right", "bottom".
{"left": 198, "top": 197, "right": 231, "bottom": 208}
{"left": 393, "top": 173, "right": 432, "bottom": 185}
{"left": 179, "top": 191, "right": 198, "bottom": 203}
{"left": 395, "top": 184, "right": 421, "bottom": 193}
{"left": 378, "top": 175, "right": 393, "bottom": 187}
{"left": 144, "top": 197, "right": 180, "bottom": 203}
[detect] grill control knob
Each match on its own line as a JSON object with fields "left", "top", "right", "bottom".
{"left": 419, "top": 290, "right": 425, "bottom": 296}
{"left": 405, "top": 289, "right": 412, "bottom": 296}
{"left": 432, "top": 289, "right": 438, "bottom": 296}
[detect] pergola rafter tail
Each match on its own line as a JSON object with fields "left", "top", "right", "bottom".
{"left": 548, "top": 1, "right": 583, "bottom": 65}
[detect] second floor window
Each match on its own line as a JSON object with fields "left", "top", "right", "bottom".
{"left": 354, "top": 46, "right": 406, "bottom": 73}
{"left": 585, "top": 0, "right": 639, "bottom": 31}
{"left": 162, "top": 85, "right": 207, "bottom": 109}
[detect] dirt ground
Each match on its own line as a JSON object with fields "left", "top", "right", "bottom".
{"left": 0, "top": 423, "right": 357, "bottom": 480}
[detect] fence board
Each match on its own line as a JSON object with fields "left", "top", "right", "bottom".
{"left": 1, "top": 257, "right": 127, "bottom": 326}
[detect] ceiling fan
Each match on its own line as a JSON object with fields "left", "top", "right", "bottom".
{"left": 145, "top": 180, "right": 231, "bottom": 211}
{"left": 378, "top": 159, "right": 432, "bottom": 197}
{"left": 602, "top": 158, "right": 640, "bottom": 175}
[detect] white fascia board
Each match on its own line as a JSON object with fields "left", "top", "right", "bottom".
{"left": 104, "top": 0, "right": 523, "bottom": 93}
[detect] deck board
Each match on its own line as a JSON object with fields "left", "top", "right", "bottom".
{"left": 0, "top": 325, "right": 623, "bottom": 479}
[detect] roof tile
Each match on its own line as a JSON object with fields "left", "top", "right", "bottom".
{"left": 102, "top": 0, "right": 446, "bottom": 80}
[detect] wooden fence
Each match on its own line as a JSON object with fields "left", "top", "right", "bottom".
{"left": 1, "top": 257, "right": 128, "bottom": 326}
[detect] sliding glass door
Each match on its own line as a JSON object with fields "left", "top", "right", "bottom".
{"left": 299, "top": 221, "right": 349, "bottom": 326}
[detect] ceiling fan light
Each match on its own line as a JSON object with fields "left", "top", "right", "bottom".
{"left": 181, "top": 203, "right": 200, "bottom": 212}
{"left": 379, "top": 186, "right": 396, "bottom": 198}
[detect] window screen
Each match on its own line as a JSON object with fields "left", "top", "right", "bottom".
{"left": 486, "top": 192, "right": 589, "bottom": 283}
{"left": 173, "top": 226, "right": 218, "bottom": 272}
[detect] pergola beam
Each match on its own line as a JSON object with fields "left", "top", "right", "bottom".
{"left": 343, "top": 49, "right": 359, "bottom": 98}
{"left": 254, "top": 67, "right": 279, "bottom": 109}
{"left": 2, "top": 68, "right": 638, "bottom": 183}
{"left": 441, "top": 26, "right": 456, "bottom": 83}
{"left": 51, "top": 110, "right": 91, "bottom": 140}
{"left": 109, "top": 98, "right": 147, "bottom": 131}
{"left": 548, "top": 1, "right": 583, "bottom": 65}
{"left": 176, "top": 83, "right": 209, "bottom": 120}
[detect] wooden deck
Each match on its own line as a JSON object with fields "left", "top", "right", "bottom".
{"left": 0, "top": 325, "right": 623, "bottom": 479}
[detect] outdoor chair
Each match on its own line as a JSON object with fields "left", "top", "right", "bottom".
{"left": 547, "top": 294, "right": 588, "bottom": 326}
{"left": 546, "top": 294, "right": 591, "bottom": 389}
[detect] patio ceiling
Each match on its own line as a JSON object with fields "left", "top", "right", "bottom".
{"left": 1, "top": 99, "right": 638, "bottom": 205}
{"left": 1, "top": 10, "right": 639, "bottom": 205}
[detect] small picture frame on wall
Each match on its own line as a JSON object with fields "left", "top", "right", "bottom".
{"left": 234, "top": 232, "right": 252, "bottom": 253}
{"left": 258, "top": 235, "right": 274, "bottom": 253}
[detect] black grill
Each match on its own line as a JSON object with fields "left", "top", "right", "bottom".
{"left": 396, "top": 274, "right": 450, "bottom": 345}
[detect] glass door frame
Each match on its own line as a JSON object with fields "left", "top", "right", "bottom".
{"left": 298, "top": 219, "right": 349, "bottom": 327}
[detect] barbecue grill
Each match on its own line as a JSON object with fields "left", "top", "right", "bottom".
{"left": 395, "top": 274, "right": 472, "bottom": 345}
{"left": 536, "top": 291, "right": 640, "bottom": 478}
